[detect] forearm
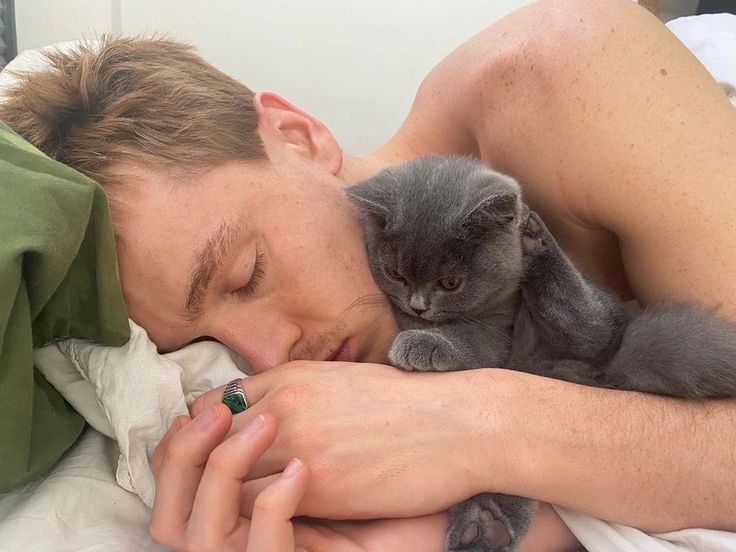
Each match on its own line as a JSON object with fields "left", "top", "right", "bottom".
{"left": 471, "top": 368, "right": 736, "bottom": 532}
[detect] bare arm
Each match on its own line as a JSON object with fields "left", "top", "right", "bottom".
{"left": 475, "top": 369, "right": 736, "bottom": 532}
{"left": 388, "top": 0, "right": 736, "bottom": 532}
{"left": 502, "top": 2, "right": 736, "bottom": 532}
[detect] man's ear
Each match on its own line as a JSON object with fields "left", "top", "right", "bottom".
{"left": 254, "top": 91, "right": 342, "bottom": 175}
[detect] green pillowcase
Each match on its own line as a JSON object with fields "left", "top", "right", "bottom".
{"left": 0, "top": 123, "right": 130, "bottom": 490}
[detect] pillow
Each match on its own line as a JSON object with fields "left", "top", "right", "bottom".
{"left": 0, "top": 122, "right": 130, "bottom": 490}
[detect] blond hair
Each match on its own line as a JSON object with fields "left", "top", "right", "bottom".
{"left": 0, "top": 35, "right": 267, "bottom": 187}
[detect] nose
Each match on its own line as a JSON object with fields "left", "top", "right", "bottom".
{"left": 209, "top": 310, "right": 303, "bottom": 373}
{"left": 409, "top": 292, "right": 429, "bottom": 316}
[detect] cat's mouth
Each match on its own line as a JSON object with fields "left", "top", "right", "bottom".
{"left": 396, "top": 303, "right": 446, "bottom": 323}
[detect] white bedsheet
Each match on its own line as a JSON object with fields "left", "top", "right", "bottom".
{"left": 0, "top": 321, "right": 245, "bottom": 550}
{"left": 667, "top": 14, "right": 736, "bottom": 106}
{"left": 555, "top": 507, "right": 736, "bottom": 552}
{"left": 0, "top": 429, "right": 164, "bottom": 552}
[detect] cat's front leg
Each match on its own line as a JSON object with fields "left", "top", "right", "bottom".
{"left": 389, "top": 328, "right": 467, "bottom": 372}
{"left": 517, "top": 210, "right": 628, "bottom": 362}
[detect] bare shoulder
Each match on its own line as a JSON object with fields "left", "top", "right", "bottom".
{"left": 392, "top": 0, "right": 736, "bottom": 312}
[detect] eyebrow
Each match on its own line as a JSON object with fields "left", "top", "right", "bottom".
{"left": 185, "top": 221, "right": 245, "bottom": 318}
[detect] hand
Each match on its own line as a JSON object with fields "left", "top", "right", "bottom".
{"left": 149, "top": 404, "right": 449, "bottom": 551}
{"left": 191, "top": 361, "right": 507, "bottom": 520}
{"left": 149, "top": 406, "right": 309, "bottom": 551}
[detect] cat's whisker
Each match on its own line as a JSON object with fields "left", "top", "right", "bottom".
{"left": 340, "top": 293, "right": 392, "bottom": 318}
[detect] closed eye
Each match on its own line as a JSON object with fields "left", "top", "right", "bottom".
{"left": 385, "top": 265, "right": 406, "bottom": 282}
{"left": 234, "top": 247, "right": 265, "bottom": 298}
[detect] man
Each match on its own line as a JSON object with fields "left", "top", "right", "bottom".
{"left": 1, "top": 0, "right": 734, "bottom": 550}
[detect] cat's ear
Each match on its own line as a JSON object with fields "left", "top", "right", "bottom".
{"left": 461, "top": 168, "right": 522, "bottom": 234}
{"left": 346, "top": 179, "right": 394, "bottom": 229}
{"left": 346, "top": 190, "right": 390, "bottom": 219}
{"left": 462, "top": 190, "right": 520, "bottom": 234}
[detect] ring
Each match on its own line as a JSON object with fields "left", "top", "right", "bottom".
{"left": 221, "top": 378, "right": 249, "bottom": 414}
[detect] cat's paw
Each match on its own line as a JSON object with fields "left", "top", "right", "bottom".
{"left": 520, "top": 210, "right": 549, "bottom": 256}
{"left": 447, "top": 494, "right": 535, "bottom": 552}
{"left": 388, "top": 329, "right": 461, "bottom": 372}
{"left": 446, "top": 498, "right": 513, "bottom": 552}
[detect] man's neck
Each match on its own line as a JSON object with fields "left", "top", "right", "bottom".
{"left": 339, "top": 134, "right": 428, "bottom": 186}
{"left": 338, "top": 155, "right": 385, "bottom": 185}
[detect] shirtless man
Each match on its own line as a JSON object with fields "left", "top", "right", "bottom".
{"left": 1, "top": 0, "right": 734, "bottom": 550}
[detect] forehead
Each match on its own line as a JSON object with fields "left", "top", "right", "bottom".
{"left": 112, "top": 162, "right": 261, "bottom": 252}
{"left": 110, "top": 162, "right": 267, "bottom": 341}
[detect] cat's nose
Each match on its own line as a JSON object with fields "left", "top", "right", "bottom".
{"left": 409, "top": 293, "right": 429, "bottom": 315}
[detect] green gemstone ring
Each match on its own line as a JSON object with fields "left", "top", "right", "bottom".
{"left": 222, "top": 378, "right": 249, "bottom": 414}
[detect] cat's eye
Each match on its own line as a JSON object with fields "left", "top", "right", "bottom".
{"left": 438, "top": 276, "right": 461, "bottom": 291}
{"left": 385, "top": 266, "right": 405, "bottom": 282}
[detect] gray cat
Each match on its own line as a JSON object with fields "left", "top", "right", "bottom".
{"left": 346, "top": 156, "right": 736, "bottom": 552}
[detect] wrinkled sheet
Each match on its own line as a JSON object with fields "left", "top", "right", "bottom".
{"left": 0, "top": 428, "right": 164, "bottom": 552}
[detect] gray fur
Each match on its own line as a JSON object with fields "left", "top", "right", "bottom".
{"left": 347, "top": 156, "right": 736, "bottom": 552}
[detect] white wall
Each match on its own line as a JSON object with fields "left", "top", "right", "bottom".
{"left": 16, "top": 0, "right": 113, "bottom": 51}
{"left": 14, "top": 0, "right": 533, "bottom": 153}
{"left": 121, "top": 0, "right": 535, "bottom": 154}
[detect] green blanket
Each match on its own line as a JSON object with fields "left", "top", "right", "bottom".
{"left": 0, "top": 123, "right": 130, "bottom": 490}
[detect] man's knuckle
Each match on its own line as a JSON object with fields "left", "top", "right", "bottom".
{"left": 166, "top": 433, "right": 198, "bottom": 463}
{"left": 150, "top": 450, "right": 164, "bottom": 476}
{"left": 186, "top": 532, "right": 219, "bottom": 552}
{"left": 206, "top": 443, "right": 234, "bottom": 471}
{"left": 281, "top": 359, "right": 309, "bottom": 372}
{"left": 191, "top": 391, "right": 216, "bottom": 416}
{"left": 308, "top": 456, "right": 338, "bottom": 487}
{"left": 271, "top": 385, "right": 305, "bottom": 414}
{"left": 148, "top": 518, "right": 180, "bottom": 547}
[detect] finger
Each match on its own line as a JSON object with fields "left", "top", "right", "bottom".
{"left": 149, "top": 404, "right": 232, "bottom": 549}
{"left": 241, "top": 474, "right": 281, "bottom": 516}
{"left": 191, "top": 376, "right": 260, "bottom": 416}
{"left": 247, "top": 458, "right": 310, "bottom": 552}
{"left": 193, "top": 387, "right": 285, "bottom": 482}
{"left": 191, "top": 365, "right": 296, "bottom": 418}
{"left": 190, "top": 386, "right": 224, "bottom": 417}
{"left": 191, "top": 378, "right": 258, "bottom": 417}
{"left": 150, "top": 415, "right": 191, "bottom": 476}
{"left": 187, "top": 414, "right": 278, "bottom": 541}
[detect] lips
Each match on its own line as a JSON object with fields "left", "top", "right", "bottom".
{"left": 327, "top": 340, "right": 352, "bottom": 362}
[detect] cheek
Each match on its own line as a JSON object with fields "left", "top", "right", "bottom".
{"left": 276, "top": 211, "right": 380, "bottom": 300}
{"left": 315, "top": 205, "right": 366, "bottom": 265}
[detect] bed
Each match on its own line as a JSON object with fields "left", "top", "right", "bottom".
{"left": 0, "top": 12, "right": 735, "bottom": 552}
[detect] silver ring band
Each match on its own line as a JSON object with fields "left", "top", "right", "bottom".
{"left": 221, "top": 378, "right": 249, "bottom": 414}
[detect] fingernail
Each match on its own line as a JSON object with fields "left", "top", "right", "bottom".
{"left": 244, "top": 414, "right": 267, "bottom": 437}
{"left": 283, "top": 458, "right": 302, "bottom": 478}
{"left": 194, "top": 405, "right": 221, "bottom": 426}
